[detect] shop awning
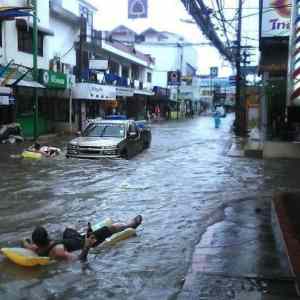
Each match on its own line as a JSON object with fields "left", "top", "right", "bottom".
{"left": 5, "top": 78, "right": 45, "bottom": 88}
{"left": 16, "top": 19, "right": 54, "bottom": 36}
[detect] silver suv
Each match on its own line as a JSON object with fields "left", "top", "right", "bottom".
{"left": 66, "top": 119, "right": 151, "bottom": 159}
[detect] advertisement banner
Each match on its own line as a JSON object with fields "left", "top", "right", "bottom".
{"left": 261, "top": 0, "right": 291, "bottom": 38}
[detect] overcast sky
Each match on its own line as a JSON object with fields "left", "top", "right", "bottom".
{"left": 89, "top": 0, "right": 259, "bottom": 77}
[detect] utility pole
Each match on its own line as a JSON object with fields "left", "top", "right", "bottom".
{"left": 32, "top": 0, "right": 38, "bottom": 140}
{"left": 234, "top": 0, "right": 246, "bottom": 136}
{"left": 78, "top": 16, "right": 86, "bottom": 131}
{"left": 78, "top": 16, "right": 85, "bottom": 82}
{"left": 176, "top": 43, "right": 183, "bottom": 120}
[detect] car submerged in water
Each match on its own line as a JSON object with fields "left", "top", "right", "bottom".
{"left": 66, "top": 118, "right": 151, "bottom": 159}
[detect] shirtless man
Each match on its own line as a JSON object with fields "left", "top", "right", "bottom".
{"left": 29, "top": 143, "right": 61, "bottom": 157}
{"left": 22, "top": 215, "right": 142, "bottom": 262}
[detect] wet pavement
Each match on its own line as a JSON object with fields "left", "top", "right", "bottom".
{"left": 0, "top": 114, "right": 300, "bottom": 300}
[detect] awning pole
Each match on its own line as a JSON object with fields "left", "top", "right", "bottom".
{"left": 69, "top": 88, "right": 73, "bottom": 133}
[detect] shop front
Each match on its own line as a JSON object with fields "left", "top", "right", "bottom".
{"left": 130, "top": 89, "right": 154, "bottom": 121}
{"left": 72, "top": 83, "right": 117, "bottom": 130}
{"left": 0, "top": 67, "right": 46, "bottom": 137}
{"left": 38, "top": 69, "right": 72, "bottom": 134}
{"left": 0, "top": 87, "right": 15, "bottom": 126}
{"left": 148, "top": 86, "right": 171, "bottom": 121}
{"left": 116, "top": 87, "right": 134, "bottom": 117}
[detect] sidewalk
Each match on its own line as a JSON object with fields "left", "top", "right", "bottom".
{"left": 178, "top": 130, "right": 299, "bottom": 300}
{"left": 227, "top": 128, "right": 263, "bottom": 159}
{"left": 178, "top": 191, "right": 296, "bottom": 299}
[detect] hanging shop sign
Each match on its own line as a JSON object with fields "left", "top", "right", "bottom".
{"left": 167, "top": 71, "right": 181, "bottom": 86}
{"left": 39, "top": 70, "right": 67, "bottom": 89}
{"left": 116, "top": 87, "right": 134, "bottom": 97}
{"left": 72, "top": 83, "right": 116, "bottom": 100}
{"left": 261, "top": 0, "right": 291, "bottom": 38}
{"left": 128, "top": 0, "right": 148, "bottom": 19}
{"left": 89, "top": 60, "right": 109, "bottom": 71}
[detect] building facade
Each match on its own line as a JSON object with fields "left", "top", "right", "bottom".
{"left": 0, "top": 0, "right": 154, "bottom": 136}
{"left": 110, "top": 26, "right": 201, "bottom": 119}
{"left": 259, "top": 0, "right": 292, "bottom": 140}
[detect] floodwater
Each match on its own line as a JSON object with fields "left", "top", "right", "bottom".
{"left": 0, "top": 114, "right": 299, "bottom": 300}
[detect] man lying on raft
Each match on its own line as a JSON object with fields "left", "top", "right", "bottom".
{"left": 28, "top": 143, "right": 61, "bottom": 157}
{"left": 22, "top": 215, "right": 142, "bottom": 262}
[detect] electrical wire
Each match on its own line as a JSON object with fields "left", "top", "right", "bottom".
{"left": 60, "top": 45, "right": 75, "bottom": 59}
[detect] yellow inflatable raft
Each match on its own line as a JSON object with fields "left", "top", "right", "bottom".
{"left": 1, "top": 248, "right": 51, "bottom": 267}
{"left": 1, "top": 218, "right": 136, "bottom": 267}
{"left": 21, "top": 151, "right": 42, "bottom": 160}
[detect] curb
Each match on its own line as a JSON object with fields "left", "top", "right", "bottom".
{"left": 272, "top": 192, "right": 300, "bottom": 296}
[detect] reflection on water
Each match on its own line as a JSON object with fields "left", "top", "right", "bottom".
{"left": 0, "top": 115, "right": 299, "bottom": 299}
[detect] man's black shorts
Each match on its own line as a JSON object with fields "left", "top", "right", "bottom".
{"left": 62, "top": 226, "right": 113, "bottom": 251}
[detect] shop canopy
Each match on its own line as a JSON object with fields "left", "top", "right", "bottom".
{"left": 0, "top": 6, "right": 32, "bottom": 20}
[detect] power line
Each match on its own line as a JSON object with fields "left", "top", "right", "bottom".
{"left": 219, "top": 4, "right": 291, "bottom": 10}
{"left": 181, "top": 0, "right": 234, "bottom": 62}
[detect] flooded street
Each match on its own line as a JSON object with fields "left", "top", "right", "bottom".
{"left": 0, "top": 114, "right": 299, "bottom": 300}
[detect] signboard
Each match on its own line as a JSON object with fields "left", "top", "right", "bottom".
{"left": 39, "top": 70, "right": 67, "bottom": 89}
{"left": 89, "top": 60, "right": 108, "bottom": 71}
{"left": 116, "top": 87, "right": 134, "bottom": 97}
{"left": 67, "top": 74, "right": 76, "bottom": 89}
{"left": 261, "top": 0, "right": 291, "bottom": 37}
{"left": 128, "top": 0, "right": 148, "bottom": 19}
{"left": 72, "top": 83, "right": 116, "bottom": 100}
{"left": 167, "top": 71, "right": 181, "bottom": 86}
{"left": 0, "top": 87, "right": 12, "bottom": 105}
{"left": 241, "top": 66, "right": 257, "bottom": 76}
{"left": 229, "top": 75, "right": 236, "bottom": 86}
{"left": 210, "top": 67, "right": 218, "bottom": 78}
{"left": 153, "top": 86, "right": 170, "bottom": 98}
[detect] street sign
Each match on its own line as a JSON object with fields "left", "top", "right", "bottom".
{"left": 167, "top": 71, "right": 181, "bottom": 86}
{"left": 210, "top": 67, "right": 218, "bottom": 78}
{"left": 128, "top": 0, "right": 148, "bottom": 19}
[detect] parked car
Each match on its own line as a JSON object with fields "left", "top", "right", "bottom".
{"left": 66, "top": 118, "right": 151, "bottom": 159}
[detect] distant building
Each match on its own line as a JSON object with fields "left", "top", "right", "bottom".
{"left": 196, "top": 76, "right": 236, "bottom": 108}
{"left": 110, "top": 25, "right": 201, "bottom": 119}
